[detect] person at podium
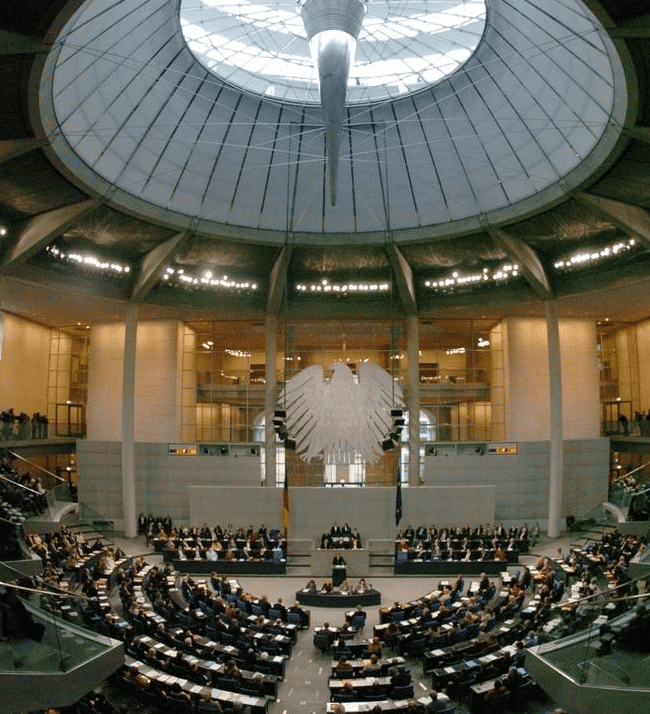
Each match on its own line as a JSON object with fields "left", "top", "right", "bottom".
{"left": 332, "top": 552, "right": 347, "bottom": 587}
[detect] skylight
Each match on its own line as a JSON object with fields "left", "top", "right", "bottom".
{"left": 179, "top": 0, "right": 487, "bottom": 104}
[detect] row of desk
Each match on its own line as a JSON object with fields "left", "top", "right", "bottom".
{"left": 127, "top": 656, "right": 267, "bottom": 714}
{"left": 297, "top": 588, "right": 380, "bottom": 608}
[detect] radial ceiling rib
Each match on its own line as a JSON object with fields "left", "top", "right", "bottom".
{"left": 131, "top": 231, "right": 190, "bottom": 302}
{"left": 1, "top": 199, "right": 102, "bottom": 271}
{"left": 267, "top": 246, "right": 293, "bottom": 314}
{"left": 628, "top": 127, "right": 650, "bottom": 145}
{"left": 0, "top": 139, "right": 47, "bottom": 164}
{"left": 0, "top": 29, "right": 48, "bottom": 55}
{"left": 575, "top": 193, "right": 650, "bottom": 250}
{"left": 488, "top": 227, "right": 553, "bottom": 300}
{"left": 610, "top": 14, "right": 650, "bottom": 38}
{"left": 386, "top": 244, "right": 417, "bottom": 315}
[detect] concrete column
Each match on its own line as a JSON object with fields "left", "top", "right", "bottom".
{"left": 121, "top": 302, "right": 137, "bottom": 538}
{"left": 546, "top": 300, "right": 564, "bottom": 538}
{"left": 407, "top": 315, "right": 420, "bottom": 487}
{"left": 265, "top": 315, "right": 278, "bottom": 487}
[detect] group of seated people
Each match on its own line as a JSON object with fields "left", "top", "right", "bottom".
{"left": 395, "top": 523, "right": 531, "bottom": 563}
{"left": 303, "top": 577, "right": 372, "bottom": 594}
{"left": 67, "top": 556, "right": 302, "bottom": 712}
{"left": 375, "top": 569, "right": 540, "bottom": 656}
{"left": 25, "top": 526, "right": 110, "bottom": 579}
{"left": 25, "top": 525, "right": 110, "bottom": 579}
{"left": 151, "top": 523, "right": 287, "bottom": 563}
{"left": 0, "top": 408, "right": 48, "bottom": 440}
{"left": 0, "top": 456, "right": 48, "bottom": 517}
{"left": 320, "top": 523, "right": 363, "bottom": 550}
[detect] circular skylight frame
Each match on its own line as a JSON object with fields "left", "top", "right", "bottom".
{"left": 179, "top": 0, "right": 488, "bottom": 105}
{"left": 35, "top": 0, "right": 633, "bottom": 245}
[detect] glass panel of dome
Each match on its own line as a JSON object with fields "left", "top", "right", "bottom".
{"left": 179, "top": 0, "right": 487, "bottom": 104}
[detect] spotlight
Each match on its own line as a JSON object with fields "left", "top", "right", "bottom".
{"left": 390, "top": 409, "right": 403, "bottom": 418}
{"left": 382, "top": 439, "right": 396, "bottom": 452}
{"left": 284, "top": 438, "right": 296, "bottom": 450}
{"left": 274, "top": 410, "right": 286, "bottom": 418}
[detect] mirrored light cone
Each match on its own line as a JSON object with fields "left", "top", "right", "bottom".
{"left": 300, "top": 0, "right": 366, "bottom": 205}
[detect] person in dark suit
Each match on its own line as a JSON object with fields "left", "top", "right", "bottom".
{"left": 332, "top": 553, "right": 347, "bottom": 586}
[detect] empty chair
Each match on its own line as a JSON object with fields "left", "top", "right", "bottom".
{"left": 384, "top": 632, "right": 401, "bottom": 650}
{"left": 287, "top": 612, "right": 302, "bottom": 627}
{"left": 407, "top": 636, "right": 427, "bottom": 657}
{"left": 390, "top": 684, "right": 414, "bottom": 700}
{"left": 390, "top": 610, "right": 406, "bottom": 623}
{"left": 350, "top": 611, "right": 367, "bottom": 632}
{"left": 332, "top": 646, "right": 353, "bottom": 660}
{"left": 314, "top": 631, "right": 332, "bottom": 652}
{"left": 268, "top": 608, "right": 282, "bottom": 621}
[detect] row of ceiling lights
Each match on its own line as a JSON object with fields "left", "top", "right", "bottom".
{"left": 38, "top": 233, "right": 643, "bottom": 296}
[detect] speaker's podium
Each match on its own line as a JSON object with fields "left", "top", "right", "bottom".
{"left": 332, "top": 560, "right": 347, "bottom": 587}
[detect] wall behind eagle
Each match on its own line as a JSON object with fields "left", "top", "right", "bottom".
{"left": 77, "top": 439, "right": 605, "bottom": 532}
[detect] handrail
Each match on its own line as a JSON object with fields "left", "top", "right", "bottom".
{"left": 6, "top": 449, "right": 65, "bottom": 482}
{"left": 0, "top": 513, "right": 20, "bottom": 526}
{"left": 0, "top": 472, "right": 42, "bottom": 495}
{"left": 0, "top": 578, "right": 92, "bottom": 601}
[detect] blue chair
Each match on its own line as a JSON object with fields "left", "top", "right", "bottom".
{"left": 314, "top": 631, "right": 332, "bottom": 652}
{"left": 350, "top": 612, "right": 366, "bottom": 632}
{"left": 390, "top": 684, "right": 414, "bottom": 700}
{"left": 287, "top": 612, "right": 302, "bottom": 627}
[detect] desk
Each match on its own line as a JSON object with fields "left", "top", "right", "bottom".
{"left": 470, "top": 678, "right": 501, "bottom": 712}
{"left": 311, "top": 549, "right": 370, "bottom": 577}
{"left": 173, "top": 559, "right": 286, "bottom": 575}
{"left": 394, "top": 560, "right": 505, "bottom": 575}
{"left": 325, "top": 694, "right": 447, "bottom": 713}
{"left": 297, "top": 589, "right": 380, "bottom": 608}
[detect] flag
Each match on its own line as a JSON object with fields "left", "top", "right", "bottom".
{"left": 282, "top": 473, "right": 290, "bottom": 534}
{"left": 395, "top": 478, "right": 402, "bottom": 527}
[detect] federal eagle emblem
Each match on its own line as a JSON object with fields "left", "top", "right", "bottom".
{"left": 281, "top": 361, "right": 404, "bottom": 464}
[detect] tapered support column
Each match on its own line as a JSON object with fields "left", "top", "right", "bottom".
{"left": 300, "top": 0, "right": 366, "bottom": 205}
{"left": 121, "top": 302, "right": 138, "bottom": 538}
{"left": 546, "top": 300, "right": 564, "bottom": 538}
{"left": 407, "top": 315, "right": 421, "bottom": 487}
{"left": 265, "top": 315, "right": 278, "bottom": 487}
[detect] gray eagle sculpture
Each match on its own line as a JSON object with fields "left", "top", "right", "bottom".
{"left": 281, "top": 361, "right": 404, "bottom": 464}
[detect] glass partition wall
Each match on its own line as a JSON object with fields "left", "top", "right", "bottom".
{"left": 180, "top": 318, "right": 505, "bottom": 486}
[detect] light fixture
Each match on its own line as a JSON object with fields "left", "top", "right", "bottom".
{"left": 45, "top": 244, "right": 131, "bottom": 276}
{"left": 163, "top": 267, "right": 258, "bottom": 293}
{"left": 554, "top": 239, "right": 637, "bottom": 272}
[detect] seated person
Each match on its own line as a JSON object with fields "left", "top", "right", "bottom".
{"left": 504, "top": 666, "right": 522, "bottom": 692}
{"left": 484, "top": 678, "right": 508, "bottom": 703}
{"left": 426, "top": 690, "right": 450, "bottom": 713}
{"left": 333, "top": 680, "right": 358, "bottom": 702}
{"left": 362, "top": 654, "right": 382, "bottom": 676}
{"left": 389, "top": 664, "right": 412, "bottom": 687}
